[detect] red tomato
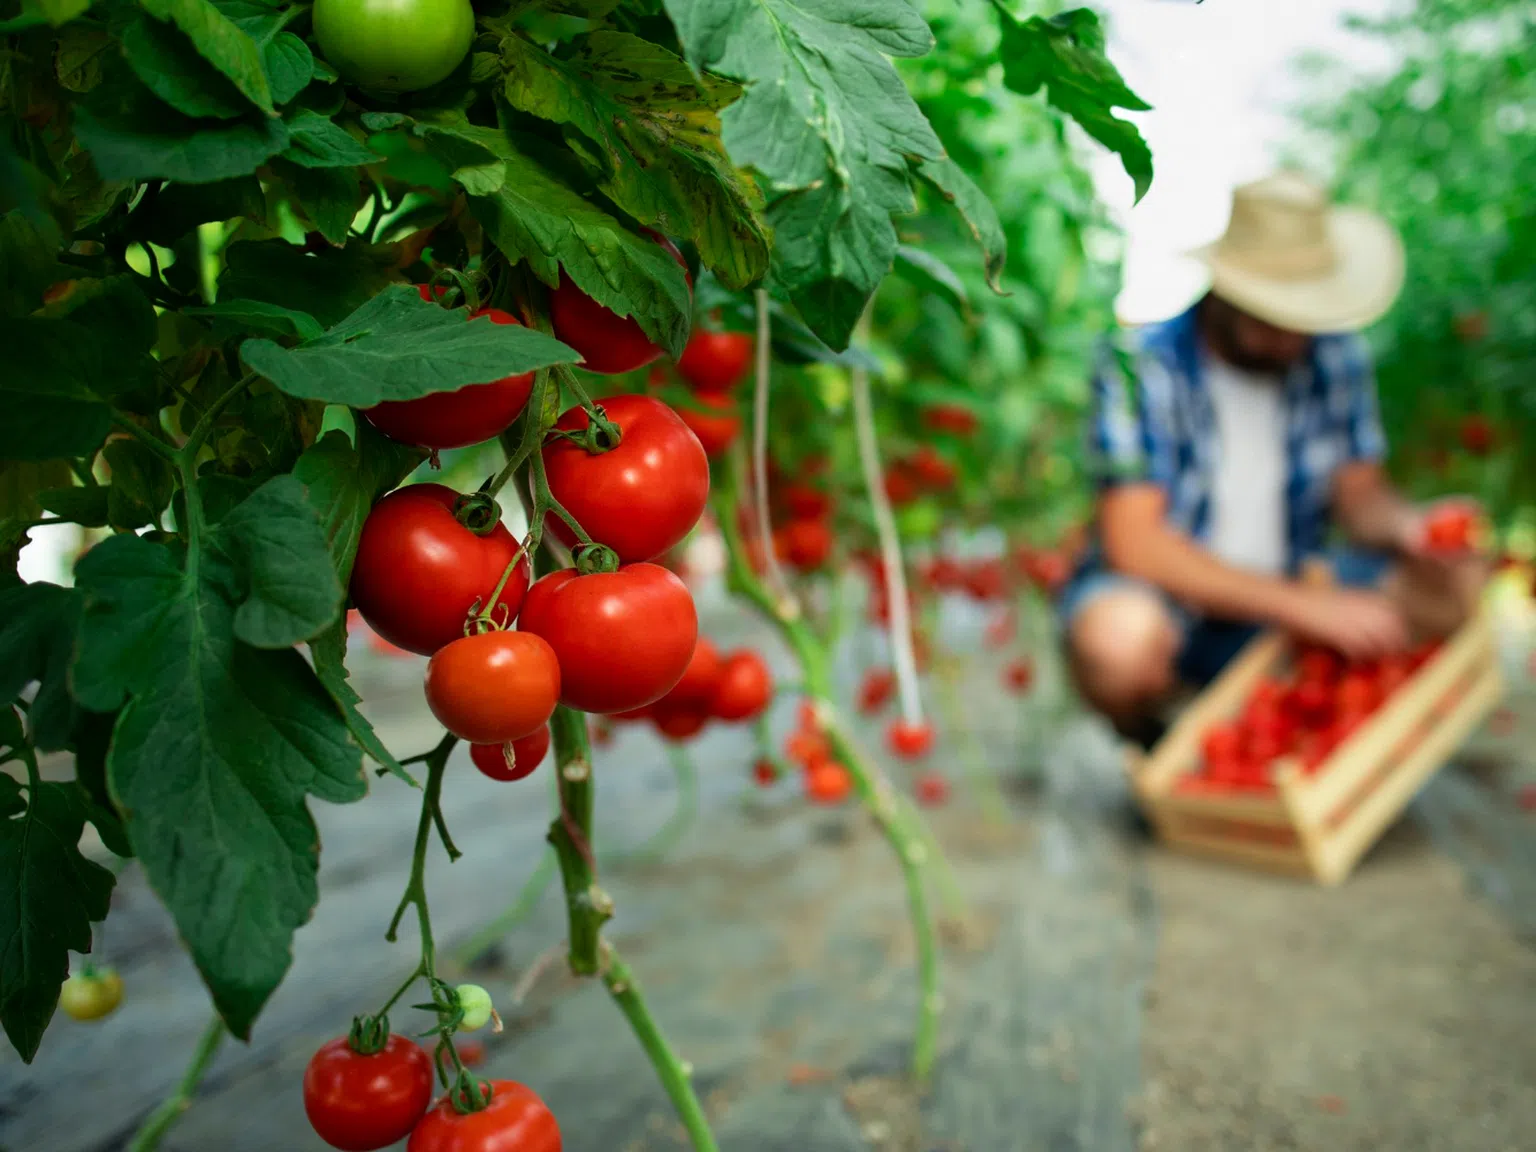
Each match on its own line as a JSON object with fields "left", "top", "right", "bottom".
{"left": 887, "top": 719, "right": 935, "bottom": 760}
{"left": 922, "top": 403, "right": 979, "bottom": 436}
{"left": 517, "top": 563, "right": 698, "bottom": 714}
{"left": 364, "top": 297, "right": 535, "bottom": 449}
{"left": 777, "top": 518, "right": 833, "bottom": 570}
{"left": 676, "top": 393, "right": 741, "bottom": 457}
{"left": 304, "top": 1033, "right": 433, "bottom": 1152}
{"left": 549, "top": 234, "right": 688, "bottom": 375}
{"left": 426, "top": 631, "right": 560, "bottom": 744}
{"left": 752, "top": 758, "right": 777, "bottom": 787}
{"left": 1295, "top": 645, "right": 1341, "bottom": 685}
{"left": 1002, "top": 659, "right": 1034, "bottom": 695}
{"left": 782, "top": 484, "right": 832, "bottom": 521}
{"left": 913, "top": 772, "right": 950, "bottom": 808}
{"left": 590, "top": 718, "right": 614, "bottom": 746}
{"left": 1375, "top": 655, "right": 1412, "bottom": 699}
{"left": 985, "top": 609, "right": 1017, "bottom": 649}
{"left": 676, "top": 329, "right": 753, "bottom": 393}
{"left": 542, "top": 394, "right": 710, "bottom": 564}
{"left": 883, "top": 467, "right": 920, "bottom": 507}
{"left": 351, "top": 484, "right": 528, "bottom": 656}
{"left": 785, "top": 731, "right": 829, "bottom": 767}
{"left": 805, "top": 761, "right": 852, "bottom": 805}
{"left": 661, "top": 636, "right": 722, "bottom": 710}
{"left": 1335, "top": 672, "right": 1378, "bottom": 717}
{"left": 650, "top": 702, "right": 708, "bottom": 741}
{"left": 407, "top": 1080, "right": 560, "bottom": 1152}
{"left": 795, "top": 699, "right": 820, "bottom": 732}
{"left": 711, "top": 649, "right": 773, "bottom": 721}
{"left": 1423, "top": 505, "right": 1475, "bottom": 553}
{"left": 1459, "top": 415, "right": 1495, "bottom": 456}
{"left": 1021, "top": 549, "right": 1070, "bottom": 593}
{"left": 907, "top": 445, "right": 957, "bottom": 489}
{"left": 1201, "top": 723, "right": 1241, "bottom": 768}
{"left": 964, "top": 559, "right": 1007, "bottom": 602}
{"left": 858, "top": 668, "right": 896, "bottom": 714}
{"left": 470, "top": 724, "right": 551, "bottom": 782}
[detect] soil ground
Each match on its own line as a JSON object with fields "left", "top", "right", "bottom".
{"left": 3, "top": 586, "right": 1534, "bottom": 1152}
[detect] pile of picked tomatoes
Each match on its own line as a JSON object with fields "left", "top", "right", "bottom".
{"left": 1186, "top": 639, "right": 1443, "bottom": 793}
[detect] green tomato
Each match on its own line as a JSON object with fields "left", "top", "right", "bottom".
{"left": 896, "top": 498, "right": 942, "bottom": 541}
{"left": 59, "top": 969, "right": 123, "bottom": 1022}
{"left": 312, "top": 0, "right": 475, "bottom": 93}
{"left": 454, "top": 983, "right": 494, "bottom": 1032}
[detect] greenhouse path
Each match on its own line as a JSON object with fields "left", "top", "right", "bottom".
{"left": 4, "top": 590, "right": 1535, "bottom": 1152}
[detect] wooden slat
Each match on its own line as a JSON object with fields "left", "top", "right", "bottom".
{"left": 1314, "top": 664, "right": 1505, "bottom": 886}
{"left": 1287, "top": 608, "right": 1492, "bottom": 825}
{"left": 1152, "top": 788, "right": 1291, "bottom": 826}
{"left": 1159, "top": 830, "right": 1313, "bottom": 878}
{"left": 1139, "top": 631, "right": 1288, "bottom": 795}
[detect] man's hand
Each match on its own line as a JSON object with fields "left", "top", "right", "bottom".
{"left": 1392, "top": 496, "right": 1486, "bottom": 561}
{"left": 1276, "top": 585, "right": 1411, "bottom": 662}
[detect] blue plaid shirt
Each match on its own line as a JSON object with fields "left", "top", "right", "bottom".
{"left": 1085, "top": 303, "right": 1386, "bottom": 576}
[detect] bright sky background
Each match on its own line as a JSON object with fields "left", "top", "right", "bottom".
{"left": 1086, "top": 0, "right": 1398, "bottom": 324}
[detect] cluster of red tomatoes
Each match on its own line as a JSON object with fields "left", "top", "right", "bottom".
{"left": 304, "top": 1027, "right": 558, "bottom": 1151}
{"left": 1186, "top": 640, "right": 1444, "bottom": 793}
{"left": 646, "top": 328, "right": 755, "bottom": 457}
{"left": 733, "top": 465, "right": 837, "bottom": 574}
{"left": 883, "top": 443, "right": 960, "bottom": 506}
{"left": 779, "top": 702, "right": 854, "bottom": 804}
{"left": 608, "top": 636, "right": 773, "bottom": 740}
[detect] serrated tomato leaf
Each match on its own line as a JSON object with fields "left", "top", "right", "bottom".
{"left": 292, "top": 425, "right": 425, "bottom": 588}
{"left": 993, "top": 8, "right": 1153, "bottom": 202}
{"left": 0, "top": 777, "right": 116, "bottom": 1062}
{"left": 281, "top": 109, "right": 381, "bottom": 169}
{"left": 0, "top": 582, "right": 82, "bottom": 752}
{"left": 186, "top": 298, "right": 325, "bottom": 342}
{"left": 71, "top": 477, "right": 363, "bottom": 1039}
{"left": 915, "top": 157, "right": 1006, "bottom": 293}
{"left": 73, "top": 93, "right": 290, "bottom": 184}
{"left": 121, "top": 14, "right": 251, "bottom": 120}
{"left": 662, "top": 0, "right": 944, "bottom": 349}
{"left": 140, "top": 0, "right": 275, "bottom": 116}
{"left": 0, "top": 318, "right": 114, "bottom": 461}
{"left": 242, "top": 283, "right": 580, "bottom": 405}
{"left": 495, "top": 29, "right": 769, "bottom": 290}
{"left": 219, "top": 239, "right": 402, "bottom": 328}
{"left": 310, "top": 615, "right": 415, "bottom": 786}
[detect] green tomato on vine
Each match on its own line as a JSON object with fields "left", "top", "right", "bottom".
{"left": 59, "top": 967, "right": 123, "bottom": 1022}
{"left": 454, "top": 983, "right": 495, "bottom": 1032}
{"left": 312, "top": 0, "right": 475, "bottom": 93}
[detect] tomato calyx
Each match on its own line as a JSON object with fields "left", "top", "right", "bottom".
{"left": 546, "top": 401, "right": 624, "bottom": 455}
{"left": 446, "top": 1075, "right": 498, "bottom": 1116}
{"left": 451, "top": 490, "right": 504, "bottom": 537}
{"left": 573, "top": 542, "right": 621, "bottom": 576}
{"left": 420, "top": 267, "right": 483, "bottom": 312}
{"left": 346, "top": 1011, "right": 394, "bottom": 1055}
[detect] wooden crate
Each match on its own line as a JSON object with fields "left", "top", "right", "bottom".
{"left": 1124, "top": 602, "right": 1505, "bottom": 885}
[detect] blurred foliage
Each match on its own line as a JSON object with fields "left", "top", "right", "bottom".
{"left": 1290, "top": 0, "right": 1536, "bottom": 532}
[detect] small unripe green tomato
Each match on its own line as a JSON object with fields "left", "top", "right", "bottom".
{"left": 454, "top": 983, "right": 494, "bottom": 1032}
{"left": 60, "top": 969, "right": 123, "bottom": 1022}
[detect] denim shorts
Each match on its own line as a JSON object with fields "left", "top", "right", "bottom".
{"left": 1055, "top": 546, "right": 1392, "bottom": 688}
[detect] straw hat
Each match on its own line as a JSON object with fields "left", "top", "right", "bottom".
{"left": 1189, "top": 172, "right": 1405, "bottom": 334}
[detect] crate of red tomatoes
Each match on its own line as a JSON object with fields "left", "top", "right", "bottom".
{"left": 1124, "top": 599, "right": 1505, "bottom": 884}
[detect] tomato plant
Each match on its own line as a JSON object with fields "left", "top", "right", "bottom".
{"left": 304, "top": 1031, "right": 434, "bottom": 1152}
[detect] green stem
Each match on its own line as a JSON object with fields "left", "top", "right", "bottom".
{"left": 545, "top": 708, "right": 719, "bottom": 1151}
{"left": 551, "top": 363, "right": 621, "bottom": 446}
{"left": 179, "top": 374, "right": 256, "bottom": 467}
{"left": 126, "top": 1013, "right": 226, "bottom": 1152}
{"left": 604, "top": 742, "right": 698, "bottom": 866}
{"left": 386, "top": 733, "right": 457, "bottom": 971}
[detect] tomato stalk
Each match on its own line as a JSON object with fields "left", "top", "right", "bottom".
{"left": 711, "top": 465, "right": 946, "bottom": 1081}
{"left": 552, "top": 363, "right": 623, "bottom": 450}
{"left": 126, "top": 1011, "right": 226, "bottom": 1152}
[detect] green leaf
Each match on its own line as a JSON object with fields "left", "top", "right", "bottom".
{"left": 893, "top": 244, "right": 968, "bottom": 315}
{"left": 915, "top": 157, "right": 1006, "bottom": 293}
{"left": 0, "top": 318, "right": 113, "bottom": 461}
{"left": 56, "top": 276, "right": 159, "bottom": 361}
{"left": 0, "top": 779, "right": 116, "bottom": 1062}
{"left": 310, "top": 615, "right": 415, "bottom": 786}
{"left": 1, "top": 461, "right": 75, "bottom": 554}
{"left": 291, "top": 424, "right": 425, "bottom": 587}
{"left": 73, "top": 708, "right": 134, "bottom": 860}
{"left": 0, "top": 0, "right": 92, "bottom": 32}
{"left": 219, "top": 239, "right": 401, "bottom": 327}
{"left": 71, "top": 477, "right": 362, "bottom": 1039}
{"left": 994, "top": 8, "right": 1153, "bottom": 202}
{"left": 56, "top": 22, "right": 113, "bottom": 92}
{"left": 495, "top": 29, "right": 769, "bottom": 290}
{"left": 124, "top": 175, "right": 266, "bottom": 246}
{"left": 139, "top": 0, "right": 275, "bottom": 116}
{"left": 662, "top": 0, "right": 944, "bottom": 349}
{"left": 121, "top": 14, "right": 252, "bottom": 120}
{"left": 418, "top": 123, "right": 693, "bottom": 356}
{"left": 0, "top": 211, "right": 69, "bottom": 318}
{"left": 185, "top": 297, "right": 325, "bottom": 342}
{"left": 241, "top": 283, "right": 580, "bottom": 405}
{"left": 37, "top": 485, "right": 111, "bottom": 527}
{"left": 259, "top": 31, "right": 314, "bottom": 106}
{"left": 102, "top": 438, "right": 175, "bottom": 530}
{"left": 0, "top": 582, "right": 82, "bottom": 752}
{"left": 275, "top": 159, "right": 360, "bottom": 246}
{"left": 73, "top": 94, "right": 290, "bottom": 184}
{"left": 281, "top": 109, "right": 381, "bottom": 169}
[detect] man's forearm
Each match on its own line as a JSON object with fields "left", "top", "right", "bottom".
{"left": 1105, "top": 524, "right": 1301, "bottom": 626}
{"left": 1334, "top": 463, "right": 1414, "bottom": 552}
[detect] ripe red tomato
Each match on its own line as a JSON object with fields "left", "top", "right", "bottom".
{"left": 425, "top": 631, "right": 560, "bottom": 744}
{"left": 907, "top": 445, "right": 957, "bottom": 490}
{"left": 304, "top": 1033, "right": 433, "bottom": 1152}
{"left": 351, "top": 484, "right": 528, "bottom": 656}
{"left": 964, "top": 559, "right": 1007, "bottom": 602}
{"left": 407, "top": 1080, "right": 560, "bottom": 1152}
{"left": 650, "top": 702, "right": 708, "bottom": 741}
{"left": 1020, "top": 549, "right": 1070, "bottom": 593}
{"left": 676, "top": 393, "right": 741, "bottom": 457}
{"left": 676, "top": 329, "right": 754, "bottom": 393}
{"left": 662, "top": 636, "right": 722, "bottom": 709}
{"left": 913, "top": 771, "right": 950, "bottom": 808}
{"left": 985, "top": 609, "right": 1017, "bottom": 649}
{"left": 1423, "top": 505, "right": 1476, "bottom": 553}
{"left": 711, "top": 649, "right": 773, "bottom": 721}
{"left": 883, "top": 466, "right": 919, "bottom": 507}
{"left": 1289, "top": 678, "right": 1333, "bottom": 726}
{"left": 805, "top": 761, "right": 852, "bottom": 805}
{"left": 1002, "top": 659, "right": 1034, "bottom": 694}
{"left": 364, "top": 299, "right": 535, "bottom": 450}
{"left": 777, "top": 518, "right": 833, "bottom": 570}
{"left": 549, "top": 234, "right": 689, "bottom": 375}
{"left": 784, "top": 730, "right": 829, "bottom": 767}
{"left": 922, "top": 403, "right": 979, "bottom": 436}
{"left": 470, "top": 724, "right": 551, "bottom": 782}
{"left": 887, "top": 719, "right": 934, "bottom": 759}
{"left": 1459, "top": 415, "right": 1495, "bottom": 456}
{"left": 1335, "top": 672, "right": 1378, "bottom": 717}
{"left": 1201, "top": 723, "right": 1241, "bottom": 768}
{"left": 1295, "top": 645, "right": 1341, "bottom": 685}
{"left": 752, "top": 758, "right": 777, "bottom": 787}
{"left": 781, "top": 484, "right": 832, "bottom": 521}
{"left": 857, "top": 668, "right": 895, "bottom": 714}
{"left": 517, "top": 563, "right": 698, "bottom": 714}
{"left": 542, "top": 394, "right": 709, "bottom": 564}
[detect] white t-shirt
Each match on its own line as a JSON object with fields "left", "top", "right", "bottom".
{"left": 1205, "top": 357, "right": 1287, "bottom": 576}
